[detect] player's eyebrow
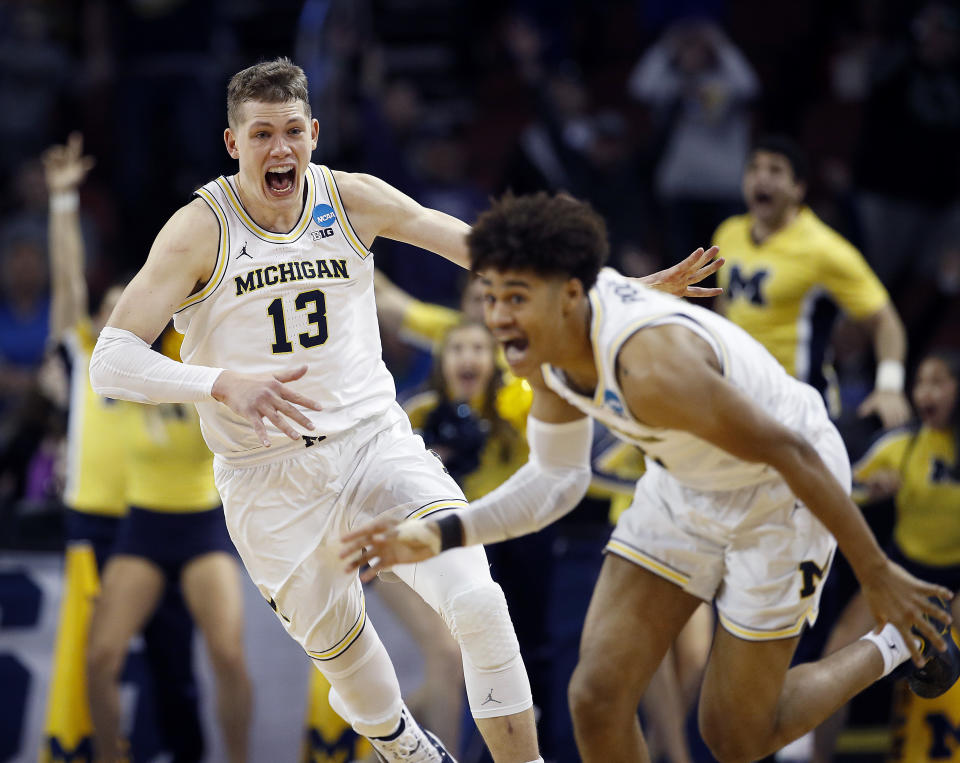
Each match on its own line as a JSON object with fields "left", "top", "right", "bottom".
{"left": 249, "top": 117, "right": 305, "bottom": 128}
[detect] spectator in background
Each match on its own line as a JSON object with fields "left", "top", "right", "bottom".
{"left": 714, "top": 135, "right": 911, "bottom": 430}
{"left": 0, "top": 2, "right": 71, "bottom": 181}
{"left": 574, "top": 111, "right": 649, "bottom": 270}
{"left": 629, "top": 18, "right": 759, "bottom": 263}
{"left": 813, "top": 349, "right": 960, "bottom": 763}
{"left": 0, "top": 234, "right": 51, "bottom": 509}
{"left": 96, "top": 0, "right": 226, "bottom": 266}
{"left": 498, "top": 16, "right": 593, "bottom": 196}
{"left": 854, "top": 1, "right": 960, "bottom": 289}
{"left": 401, "top": 320, "right": 530, "bottom": 754}
{"left": 40, "top": 133, "right": 207, "bottom": 763}
{"left": 0, "top": 235, "right": 49, "bottom": 403}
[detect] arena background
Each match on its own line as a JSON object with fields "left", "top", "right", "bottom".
{"left": 1, "top": 1, "right": 959, "bottom": 762}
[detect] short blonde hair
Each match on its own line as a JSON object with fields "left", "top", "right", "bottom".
{"left": 227, "top": 57, "right": 310, "bottom": 127}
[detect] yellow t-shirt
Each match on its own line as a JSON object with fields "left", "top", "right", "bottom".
{"left": 124, "top": 328, "right": 219, "bottom": 512}
{"left": 61, "top": 320, "right": 132, "bottom": 516}
{"left": 125, "top": 402, "right": 219, "bottom": 512}
{"left": 854, "top": 427, "right": 960, "bottom": 567}
{"left": 714, "top": 207, "right": 889, "bottom": 387}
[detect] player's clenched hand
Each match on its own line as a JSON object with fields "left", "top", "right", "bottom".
{"left": 340, "top": 518, "right": 441, "bottom": 582}
{"left": 211, "top": 365, "right": 321, "bottom": 447}
{"left": 859, "top": 558, "right": 953, "bottom": 666}
{"left": 635, "top": 246, "right": 724, "bottom": 298}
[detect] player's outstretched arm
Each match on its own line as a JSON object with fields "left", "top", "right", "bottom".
{"left": 633, "top": 245, "right": 724, "bottom": 298}
{"left": 616, "top": 324, "right": 952, "bottom": 664}
{"left": 341, "top": 372, "right": 591, "bottom": 580}
{"left": 89, "top": 199, "right": 321, "bottom": 445}
{"left": 334, "top": 170, "right": 472, "bottom": 268}
{"left": 337, "top": 173, "right": 724, "bottom": 296}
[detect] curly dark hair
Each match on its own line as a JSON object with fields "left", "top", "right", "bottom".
{"left": 468, "top": 192, "right": 609, "bottom": 291}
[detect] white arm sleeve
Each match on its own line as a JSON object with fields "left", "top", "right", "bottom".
{"left": 458, "top": 415, "right": 593, "bottom": 546}
{"left": 89, "top": 326, "right": 223, "bottom": 404}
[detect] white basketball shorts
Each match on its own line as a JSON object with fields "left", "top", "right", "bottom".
{"left": 213, "top": 402, "right": 467, "bottom": 660}
{"left": 606, "top": 420, "right": 851, "bottom": 640}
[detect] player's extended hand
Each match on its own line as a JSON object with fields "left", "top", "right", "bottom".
{"left": 41, "top": 133, "right": 96, "bottom": 195}
{"left": 211, "top": 365, "right": 321, "bottom": 447}
{"left": 635, "top": 246, "right": 724, "bottom": 298}
{"left": 340, "top": 517, "right": 442, "bottom": 582}
{"left": 858, "top": 558, "right": 954, "bottom": 666}
{"left": 857, "top": 388, "right": 912, "bottom": 429}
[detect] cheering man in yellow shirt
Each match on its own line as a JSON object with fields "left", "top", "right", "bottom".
{"left": 714, "top": 135, "right": 910, "bottom": 429}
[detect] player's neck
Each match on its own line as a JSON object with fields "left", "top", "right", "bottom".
{"left": 555, "top": 299, "right": 598, "bottom": 394}
{"left": 751, "top": 205, "right": 800, "bottom": 245}
{"left": 234, "top": 174, "right": 307, "bottom": 233}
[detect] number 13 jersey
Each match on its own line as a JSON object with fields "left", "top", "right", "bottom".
{"left": 174, "top": 164, "right": 396, "bottom": 457}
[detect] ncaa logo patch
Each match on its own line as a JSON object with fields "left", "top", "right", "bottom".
{"left": 312, "top": 203, "right": 337, "bottom": 228}
{"left": 603, "top": 389, "right": 625, "bottom": 415}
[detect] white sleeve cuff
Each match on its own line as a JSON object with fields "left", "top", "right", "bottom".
{"left": 458, "top": 416, "right": 593, "bottom": 546}
{"left": 90, "top": 326, "right": 223, "bottom": 404}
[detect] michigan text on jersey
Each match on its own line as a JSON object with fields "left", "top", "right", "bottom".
{"left": 234, "top": 259, "right": 349, "bottom": 295}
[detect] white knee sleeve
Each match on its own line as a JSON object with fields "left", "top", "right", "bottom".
{"left": 318, "top": 621, "right": 403, "bottom": 738}
{"left": 443, "top": 582, "right": 533, "bottom": 718}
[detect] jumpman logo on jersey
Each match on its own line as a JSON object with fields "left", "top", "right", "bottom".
{"left": 481, "top": 689, "right": 502, "bottom": 705}
{"left": 236, "top": 242, "right": 252, "bottom": 260}
{"left": 302, "top": 435, "right": 326, "bottom": 448}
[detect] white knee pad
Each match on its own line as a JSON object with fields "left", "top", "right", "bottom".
{"left": 442, "top": 582, "right": 533, "bottom": 718}
{"left": 318, "top": 621, "right": 403, "bottom": 738}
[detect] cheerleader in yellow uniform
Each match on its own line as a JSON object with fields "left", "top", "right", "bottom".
{"left": 815, "top": 350, "right": 960, "bottom": 762}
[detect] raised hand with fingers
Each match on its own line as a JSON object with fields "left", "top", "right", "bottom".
{"left": 211, "top": 364, "right": 322, "bottom": 447}
{"left": 42, "top": 132, "right": 96, "bottom": 194}
{"left": 636, "top": 245, "right": 724, "bottom": 298}
{"left": 340, "top": 517, "right": 442, "bottom": 582}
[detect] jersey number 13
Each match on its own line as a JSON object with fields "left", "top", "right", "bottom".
{"left": 266, "top": 289, "right": 328, "bottom": 354}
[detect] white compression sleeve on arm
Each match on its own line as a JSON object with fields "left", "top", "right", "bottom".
{"left": 90, "top": 326, "right": 223, "bottom": 404}
{"left": 458, "top": 416, "right": 593, "bottom": 546}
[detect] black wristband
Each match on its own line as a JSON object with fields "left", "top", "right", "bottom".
{"left": 437, "top": 513, "right": 465, "bottom": 551}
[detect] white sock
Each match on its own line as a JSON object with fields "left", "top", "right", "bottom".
{"left": 861, "top": 624, "right": 911, "bottom": 677}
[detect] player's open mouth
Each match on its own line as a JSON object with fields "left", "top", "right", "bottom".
{"left": 501, "top": 338, "right": 529, "bottom": 366}
{"left": 265, "top": 165, "right": 297, "bottom": 196}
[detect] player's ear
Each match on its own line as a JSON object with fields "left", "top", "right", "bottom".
{"left": 224, "top": 128, "right": 240, "bottom": 160}
{"left": 560, "top": 277, "right": 584, "bottom": 312}
{"left": 310, "top": 118, "right": 319, "bottom": 150}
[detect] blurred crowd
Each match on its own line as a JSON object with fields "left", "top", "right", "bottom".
{"left": 0, "top": 0, "right": 959, "bottom": 758}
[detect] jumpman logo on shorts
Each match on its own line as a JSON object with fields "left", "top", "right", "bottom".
{"left": 481, "top": 689, "right": 501, "bottom": 705}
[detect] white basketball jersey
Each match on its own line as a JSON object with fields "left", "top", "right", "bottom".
{"left": 174, "top": 164, "right": 396, "bottom": 456}
{"left": 542, "top": 268, "right": 833, "bottom": 491}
